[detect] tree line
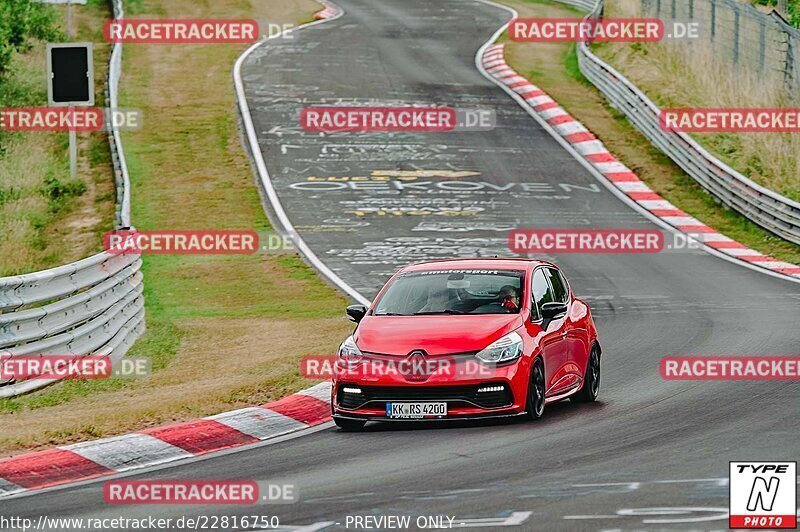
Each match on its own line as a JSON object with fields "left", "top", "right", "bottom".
{"left": 0, "top": 0, "right": 60, "bottom": 79}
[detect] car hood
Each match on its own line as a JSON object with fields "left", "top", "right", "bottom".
{"left": 354, "top": 314, "right": 523, "bottom": 356}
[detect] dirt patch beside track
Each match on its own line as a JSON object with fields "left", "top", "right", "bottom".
{"left": 0, "top": 0, "right": 350, "bottom": 455}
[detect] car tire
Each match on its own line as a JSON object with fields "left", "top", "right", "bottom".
{"left": 525, "top": 358, "right": 546, "bottom": 420}
{"left": 334, "top": 417, "right": 367, "bottom": 431}
{"left": 572, "top": 346, "right": 600, "bottom": 403}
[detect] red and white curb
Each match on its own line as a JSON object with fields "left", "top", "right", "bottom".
{"left": 482, "top": 43, "right": 800, "bottom": 280}
{"left": 314, "top": 0, "right": 341, "bottom": 19}
{"left": 0, "top": 0, "right": 347, "bottom": 502}
{"left": 0, "top": 382, "right": 331, "bottom": 497}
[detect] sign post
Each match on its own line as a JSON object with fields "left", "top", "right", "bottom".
{"left": 69, "top": 129, "right": 77, "bottom": 178}
{"left": 46, "top": 43, "right": 94, "bottom": 180}
{"left": 66, "top": 1, "right": 77, "bottom": 178}
{"left": 66, "top": 0, "right": 72, "bottom": 39}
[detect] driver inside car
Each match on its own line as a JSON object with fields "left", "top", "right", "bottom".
{"left": 498, "top": 284, "right": 520, "bottom": 311}
{"left": 472, "top": 285, "right": 520, "bottom": 314}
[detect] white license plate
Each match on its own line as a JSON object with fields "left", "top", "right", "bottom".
{"left": 386, "top": 402, "right": 447, "bottom": 419}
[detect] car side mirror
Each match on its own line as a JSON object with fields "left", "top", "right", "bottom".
{"left": 541, "top": 302, "right": 567, "bottom": 319}
{"left": 539, "top": 302, "right": 567, "bottom": 330}
{"left": 346, "top": 304, "right": 367, "bottom": 323}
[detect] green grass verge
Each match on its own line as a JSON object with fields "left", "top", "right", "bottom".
{"left": 0, "top": 0, "right": 349, "bottom": 430}
{"left": 0, "top": 0, "right": 115, "bottom": 276}
{"left": 499, "top": 0, "right": 800, "bottom": 265}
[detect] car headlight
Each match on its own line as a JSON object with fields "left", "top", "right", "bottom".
{"left": 475, "top": 331, "right": 524, "bottom": 364}
{"left": 337, "top": 335, "right": 363, "bottom": 364}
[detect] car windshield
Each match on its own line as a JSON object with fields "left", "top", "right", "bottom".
{"left": 372, "top": 269, "right": 524, "bottom": 316}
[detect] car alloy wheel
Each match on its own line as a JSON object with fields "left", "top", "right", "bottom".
{"left": 589, "top": 349, "right": 600, "bottom": 397}
{"left": 527, "top": 359, "right": 545, "bottom": 419}
{"left": 572, "top": 346, "right": 600, "bottom": 403}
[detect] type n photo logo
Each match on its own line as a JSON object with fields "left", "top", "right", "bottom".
{"left": 730, "top": 462, "right": 797, "bottom": 529}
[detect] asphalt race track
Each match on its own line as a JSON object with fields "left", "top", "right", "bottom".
{"left": 2, "top": 0, "right": 799, "bottom": 530}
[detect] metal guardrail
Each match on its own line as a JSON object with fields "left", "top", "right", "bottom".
{"left": 641, "top": 0, "right": 800, "bottom": 97}
{"left": 0, "top": 0, "right": 143, "bottom": 398}
{"left": 549, "top": 0, "right": 800, "bottom": 246}
{"left": 107, "top": 0, "right": 132, "bottom": 229}
{"left": 549, "top": 0, "right": 596, "bottom": 11}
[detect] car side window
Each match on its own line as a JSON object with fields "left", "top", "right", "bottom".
{"left": 545, "top": 268, "right": 568, "bottom": 304}
{"left": 531, "top": 269, "right": 553, "bottom": 320}
{"left": 558, "top": 270, "right": 570, "bottom": 301}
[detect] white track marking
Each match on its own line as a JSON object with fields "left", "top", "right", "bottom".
{"left": 61, "top": 433, "right": 192, "bottom": 471}
{"left": 208, "top": 407, "right": 306, "bottom": 440}
{"left": 472, "top": 0, "right": 800, "bottom": 285}
{"left": 232, "top": 2, "right": 370, "bottom": 305}
{"left": 295, "top": 381, "right": 332, "bottom": 401}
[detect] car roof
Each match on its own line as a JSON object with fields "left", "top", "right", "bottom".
{"left": 400, "top": 258, "right": 554, "bottom": 273}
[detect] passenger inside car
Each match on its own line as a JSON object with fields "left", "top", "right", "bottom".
{"left": 418, "top": 287, "right": 453, "bottom": 313}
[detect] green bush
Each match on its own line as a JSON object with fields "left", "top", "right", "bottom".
{"left": 753, "top": 0, "right": 800, "bottom": 27}
{"left": 0, "top": 0, "right": 60, "bottom": 78}
{"left": 41, "top": 174, "right": 87, "bottom": 212}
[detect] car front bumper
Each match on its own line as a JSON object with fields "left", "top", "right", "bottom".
{"left": 331, "top": 357, "right": 531, "bottom": 420}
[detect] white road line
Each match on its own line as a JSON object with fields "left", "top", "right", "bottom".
{"left": 564, "top": 515, "right": 620, "bottom": 520}
{"left": 455, "top": 511, "right": 533, "bottom": 526}
{"left": 232, "top": 1, "right": 370, "bottom": 306}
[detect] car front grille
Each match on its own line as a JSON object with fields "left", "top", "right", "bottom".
{"left": 337, "top": 384, "right": 513, "bottom": 410}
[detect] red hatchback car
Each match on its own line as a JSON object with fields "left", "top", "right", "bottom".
{"left": 331, "top": 259, "right": 601, "bottom": 431}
